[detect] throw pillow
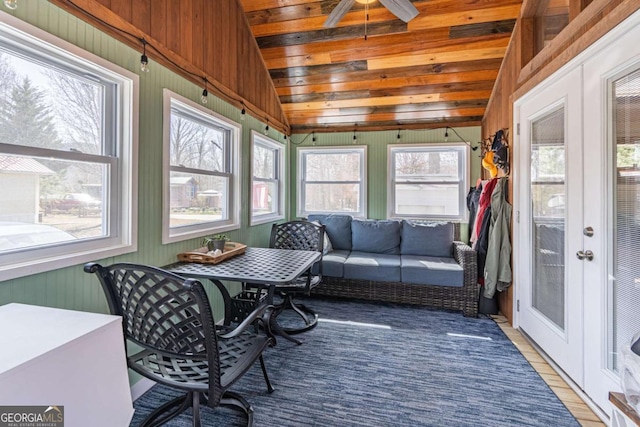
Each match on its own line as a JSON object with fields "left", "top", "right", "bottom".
{"left": 311, "top": 221, "right": 333, "bottom": 254}
{"left": 307, "top": 214, "right": 352, "bottom": 250}
{"left": 400, "top": 221, "right": 454, "bottom": 257}
{"left": 351, "top": 219, "right": 401, "bottom": 254}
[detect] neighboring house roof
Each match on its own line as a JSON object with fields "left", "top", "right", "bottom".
{"left": 0, "top": 155, "right": 54, "bottom": 174}
{"left": 170, "top": 176, "right": 197, "bottom": 185}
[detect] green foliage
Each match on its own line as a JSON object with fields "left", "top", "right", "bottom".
{"left": 617, "top": 144, "right": 640, "bottom": 168}
{"left": 0, "top": 76, "right": 61, "bottom": 149}
{"left": 202, "top": 233, "right": 227, "bottom": 245}
{"left": 202, "top": 234, "right": 228, "bottom": 251}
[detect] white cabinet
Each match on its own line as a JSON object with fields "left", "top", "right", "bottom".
{"left": 0, "top": 303, "right": 134, "bottom": 427}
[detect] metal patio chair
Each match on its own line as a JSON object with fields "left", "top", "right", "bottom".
{"left": 267, "top": 220, "right": 325, "bottom": 342}
{"left": 84, "top": 262, "right": 275, "bottom": 427}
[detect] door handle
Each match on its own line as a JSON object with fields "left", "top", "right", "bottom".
{"left": 576, "top": 250, "right": 594, "bottom": 261}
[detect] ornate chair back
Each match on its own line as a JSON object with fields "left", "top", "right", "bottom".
{"left": 85, "top": 262, "right": 273, "bottom": 426}
{"left": 270, "top": 220, "right": 325, "bottom": 284}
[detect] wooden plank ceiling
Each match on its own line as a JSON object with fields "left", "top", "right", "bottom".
{"left": 240, "top": 0, "right": 523, "bottom": 133}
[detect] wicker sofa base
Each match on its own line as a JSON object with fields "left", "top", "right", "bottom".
{"left": 311, "top": 276, "right": 480, "bottom": 317}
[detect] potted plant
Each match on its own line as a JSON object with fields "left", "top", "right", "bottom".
{"left": 203, "top": 233, "right": 228, "bottom": 252}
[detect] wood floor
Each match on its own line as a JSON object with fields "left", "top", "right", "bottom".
{"left": 493, "top": 315, "right": 607, "bottom": 427}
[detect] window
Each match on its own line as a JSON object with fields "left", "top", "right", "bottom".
{"left": 297, "top": 146, "right": 367, "bottom": 218}
{"left": 162, "top": 90, "right": 240, "bottom": 243}
{"left": 0, "top": 14, "right": 138, "bottom": 281}
{"left": 251, "top": 131, "right": 285, "bottom": 225}
{"left": 388, "top": 144, "right": 469, "bottom": 220}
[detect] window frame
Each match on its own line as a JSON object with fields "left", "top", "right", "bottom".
{"left": 250, "top": 131, "right": 285, "bottom": 226}
{"left": 297, "top": 146, "right": 367, "bottom": 218}
{"left": 387, "top": 143, "right": 469, "bottom": 221}
{"left": 0, "top": 13, "right": 138, "bottom": 281}
{"left": 162, "top": 89, "right": 241, "bottom": 244}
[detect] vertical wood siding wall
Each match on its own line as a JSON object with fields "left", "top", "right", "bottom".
{"left": 49, "top": 0, "right": 288, "bottom": 133}
{"left": 482, "top": 0, "right": 640, "bottom": 323}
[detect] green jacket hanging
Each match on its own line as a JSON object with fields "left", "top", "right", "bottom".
{"left": 483, "top": 177, "right": 512, "bottom": 298}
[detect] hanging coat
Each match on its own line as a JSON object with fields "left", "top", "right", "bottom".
{"left": 483, "top": 177, "right": 512, "bottom": 298}
{"left": 467, "top": 184, "right": 482, "bottom": 240}
{"left": 471, "top": 178, "right": 498, "bottom": 248}
{"left": 476, "top": 208, "right": 492, "bottom": 284}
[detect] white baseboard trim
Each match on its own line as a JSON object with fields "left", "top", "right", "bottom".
{"left": 130, "top": 377, "right": 156, "bottom": 401}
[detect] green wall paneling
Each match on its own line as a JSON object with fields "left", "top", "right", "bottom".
{"left": 0, "top": 1, "right": 288, "bottom": 386}
{"left": 289, "top": 127, "right": 482, "bottom": 241}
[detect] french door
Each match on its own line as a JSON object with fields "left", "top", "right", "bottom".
{"left": 515, "top": 10, "right": 640, "bottom": 413}
{"left": 581, "top": 23, "right": 640, "bottom": 410}
{"left": 515, "top": 66, "right": 585, "bottom": 386}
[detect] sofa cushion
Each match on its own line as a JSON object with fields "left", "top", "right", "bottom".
{"left": 310, "top": 221, "right": 333, "bottom": 254}
{"left": 400, "top": 255, "right": 463, "bottom": 287}
{"left": 400, "top": 221, "right": 454, "bottom": 257}
{"left": 344, "top": 251, "right": 401, "bottom": 282}
{"left": 307, "top": 214, "right": 352, "bottom": 251}
{"left": 351, "top": 219, "right": 401, "bottom": 254}
{"left": 312, "top": 249, "right": 349, "bottom": 277}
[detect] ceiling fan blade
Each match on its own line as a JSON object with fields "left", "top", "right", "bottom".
{"left": 323, "top": 0, "right": 356, "bottom": 28}
{"left": 378, "top": 0, "right": 419, "bottom": 23}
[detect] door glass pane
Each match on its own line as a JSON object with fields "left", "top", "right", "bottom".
{"left": 609, "top": 68, "right": 640, "bottom": 371}
{"left": 531, "top": 107, "right": 566, "bottom": 329}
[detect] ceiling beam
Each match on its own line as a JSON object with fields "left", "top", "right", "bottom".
{"left": 282, "top": 89, "right": 492, "bottom": 111}
{"left": 290, "top": 118, "right": 483, "bottom": 134}
{"left": 275, "top": 69, "right": 499, "bottom": 96}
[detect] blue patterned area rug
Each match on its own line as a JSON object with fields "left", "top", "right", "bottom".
{"left": 130, "top": 298, "right": 580, "bottom": 426}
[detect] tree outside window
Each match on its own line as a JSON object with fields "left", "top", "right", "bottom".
{"left": 162, "top": 91, "right": 240, "bottom": 243}
{"left": 0, "top": 17, "right": 137, "bottom": 280}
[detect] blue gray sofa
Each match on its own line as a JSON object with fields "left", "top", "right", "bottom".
{"left": 307, "top": 214, "right": 479, "bottom": 317}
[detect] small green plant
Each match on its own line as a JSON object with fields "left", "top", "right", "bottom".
{"left": 203, "top": 234, "right": 228, "bottom": 251}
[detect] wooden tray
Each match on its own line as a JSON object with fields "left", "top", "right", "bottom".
{"left": 177, "top": 242, "right": 247, "bottom": 264}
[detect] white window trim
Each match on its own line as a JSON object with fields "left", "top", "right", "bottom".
{"left": 250, "top": 130, "right": 285, "bottom": 226}
{"left": 387, "top": 143, "right": 469, "bottom": 221}
{"left": 297, "top": 146, "right": 367, "bottom": 218}
{"left": 0, "top": 12, "right": 139, "bottom": 282}
{"left": 162, "top": 89, "right": 241, "bottom": 244}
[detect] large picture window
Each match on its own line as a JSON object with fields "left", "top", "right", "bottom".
{"left": 162, "top": 90, "right": 240, "bottom": 243}
{"left": 251, "top": 132, "right": 285, "bottom": 226}
{"left": 0, "top": 14, "right": 138, "bottom": 281}
{"left": 297, "top": 146, "right": 367, "bottom": 218}
{"left": 388, "top": 144, "right": 469, "bottom": 220}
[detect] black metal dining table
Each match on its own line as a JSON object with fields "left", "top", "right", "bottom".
{"left": 165, "top": 246, "right": 321, "bottom": 343}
